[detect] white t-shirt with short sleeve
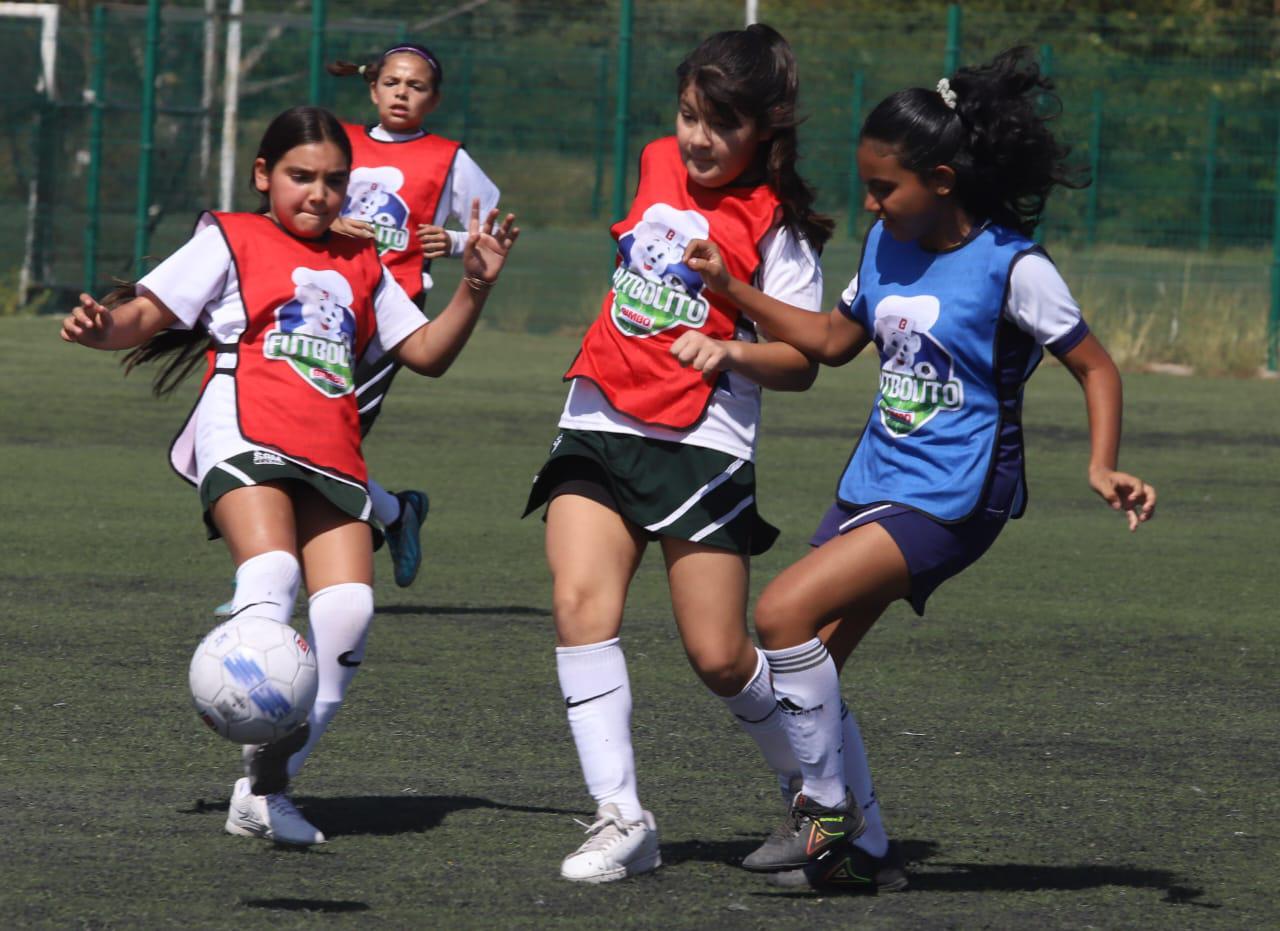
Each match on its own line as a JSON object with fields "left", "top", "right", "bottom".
{"left": 838, "top": 252, "right": 1084, "bottom": 349}
{"left": 558, "top": 224, "right": 824, "bottom": 462}
{"left": 139, "top": 218, "right": 426, "bottom": 485}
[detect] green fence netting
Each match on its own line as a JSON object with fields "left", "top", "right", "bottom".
{"left": 1, "top": 1, "right": 1277, "bottom": 370}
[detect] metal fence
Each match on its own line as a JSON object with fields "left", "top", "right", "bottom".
{"left": 2, "top": 0, "right": 1278, "bottom": 369}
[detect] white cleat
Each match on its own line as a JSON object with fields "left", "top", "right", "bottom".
{"left": 224, "top": 777, "right": 325, "bottom": 846}
{"left": 560, "top": 803, "right": 661, "bottom": 883}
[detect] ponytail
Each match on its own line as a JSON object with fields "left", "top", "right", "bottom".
{"left": 677, "top": 23, "right": 833, "bottom": 250}
{"left": 108, "top": 284, "right": 212, "bottom": 398}
{"left": 328, "top": 42, "right": 443, "bottom": 87}
{"left": 861, "top": 47, "right": 1085, "bottom": 236}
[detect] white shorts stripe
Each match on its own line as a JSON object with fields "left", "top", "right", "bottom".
{"left": 838, "top": 503, "right": 895, "bottom": 533}
{"left": 355, "top": 360, "right": 396, "bottom": 398}
{"left": 644, "top": 458, "right": 746, "bottom": 533}
{"left": 214, "top": 460, "right": 256, "bottom": 487}
{"left": 689, "top": 494, "right": 755, "bottom": 543}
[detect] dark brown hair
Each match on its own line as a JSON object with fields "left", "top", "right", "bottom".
{"left": 123, "top": 106, "right": 352, "bottom": 396}
{"left": 328, "top": 43, "right": 443, "bottom": 88}
{"left": 861, "top": 47, "right": 1086, "bottom": 236}
{"left": 677, "top": 24, "right": 833, "bottom": 250}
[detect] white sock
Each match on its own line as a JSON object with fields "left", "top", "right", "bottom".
{"left": 287, "top": 582, "right": 374, "bottom": 778}
{"left": 841, "top": 700, "right": 889, "bottom": 857}
{"left": 231, "top": 551, "right": 300, "bottom": 625}
{"left": 720, "top": 648, "right": 799, "bottom": 798}
{"left": 556, "top": 638, "right": 642, "bottom": 822}
{"left": 368, "top": 479, "right": 401, "bottom": 526}
{"left": 763, "top": 638, "right": 846, "bottom": 809}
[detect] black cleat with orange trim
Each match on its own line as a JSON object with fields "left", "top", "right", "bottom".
{"left": 741, "top": 790, "right": 867, "bottom": 873}
{"left": 766, "top": 839, "right": 909, "bottom": 892}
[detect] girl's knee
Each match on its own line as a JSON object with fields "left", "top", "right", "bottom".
{"left": 552, "top": 579, "right": 622, "bottom": 646}
{"left": 687, "top": 642, "right": 755, "bottom": 696}
{"left": 753, "top": 587, "right": 812, "bottom": 650}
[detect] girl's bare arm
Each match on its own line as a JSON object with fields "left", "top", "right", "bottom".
{"left": 683, "top": 238, "right": 869, "bottom": 366}
{"left": 61, "top": 291, "right": 179, "bottom": 350}
{"left": 1058, "top": 333, "right": 1157, "bottom": 530}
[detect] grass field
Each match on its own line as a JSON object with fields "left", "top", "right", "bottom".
{"left": 1, "top": 315, "right": 1276, "bottom": 929}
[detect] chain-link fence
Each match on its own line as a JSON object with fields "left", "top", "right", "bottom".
{"left": 2, "top": 1, "right": 1278, "bottom": 371}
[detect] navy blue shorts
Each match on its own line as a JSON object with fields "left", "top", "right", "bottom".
{"left": 810, "top": 500, "right": 1007, "bottom": 616}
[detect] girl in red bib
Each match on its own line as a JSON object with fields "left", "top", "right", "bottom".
{"left": 522, "top": 25, "right": 829, "bottom": 883}
{"left": 61, "top": 106, "right": 518, "bottom": 847}
{"left": 323, "top": 42, "right": 503, "bottom": 590}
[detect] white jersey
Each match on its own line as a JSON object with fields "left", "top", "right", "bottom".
{"left": 558, "top": 225, "right": 824, "bottom": 462}
{"left": 839, "top": 252, "right": 1085, "bottom": 350}
{"left": 138, "top": 217, "right": 426, "bottom": 486}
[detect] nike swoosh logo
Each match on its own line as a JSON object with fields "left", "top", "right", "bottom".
{"left": 564, "top": 685, "right": 621, "bottom": 708}
{"left": 337, "top": 651, "right": 362, "bottom": 667}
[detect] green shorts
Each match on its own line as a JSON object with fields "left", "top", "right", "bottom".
{"left": 199, "top": 450, "right": 376, "bottom": 542}
{"left": 523, "top": 428, "right": 779, "bottom": 556}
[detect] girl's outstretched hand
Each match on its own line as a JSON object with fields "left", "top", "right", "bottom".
{"left": 330, "top": 216, "right": 375, "bottom": 240}
{"left": 1089, "top": 466, "right": 1157, "bottom": 531}
{"left": 683, "top": 238, "right": 731, "bottom": 294}
{"left": 462, "top": 198, "right": 519, "bottom": 287}
{"left": 417, "top": 224, "right": 452, "bottom": 259}
{"left": 61, "top": 293, "right": 114, "bottom": 344}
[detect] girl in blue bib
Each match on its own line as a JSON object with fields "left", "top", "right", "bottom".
{"left": 683, "top": 48, "right": 1157, "bottom": 889}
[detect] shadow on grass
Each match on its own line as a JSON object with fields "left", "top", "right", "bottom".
{"left": 182, "top": 793, "right": 575, "bottom": 838}
{"left": 376, "top": 604, "right": 551, "bottom": 618}
{"left": 241, "top": 898, "right": 369, "bottom": 913}
{"left": 659, "top": 837, "right": 761, "bottom": 867}
{"left": 753, "top": 839, "right": 1218, "bottom": 908}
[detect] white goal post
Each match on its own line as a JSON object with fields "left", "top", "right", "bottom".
{"left": 1, "top": 2, "right": 60, "bottom": 302}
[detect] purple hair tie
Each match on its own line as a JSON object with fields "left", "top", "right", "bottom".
{"left": 382, "top": 45, "right": 443, "bottom": 82}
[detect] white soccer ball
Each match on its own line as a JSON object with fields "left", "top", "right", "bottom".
{"left": 188, "top": 615, "right": 318, "bottom": 745}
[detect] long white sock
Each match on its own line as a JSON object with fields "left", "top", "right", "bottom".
{"left": 555, "top": 638, "right": 642, "bottom": 821}
{"left": 763, "top": 638, "right": 846, "bottom": 809}
{"left": 368, "top": 479, "right": 401, "bottom": 526}
{"left": 720, "top": 648, "right": 800, "bottom": 799}
{"left": 287, "top": 582, "right": 374, "bottom": 778}
{"left": 231, "top": 551, "right": 300, "bottom": 625}
{"left": 841, "top": 700, "right": 889, "bottom": 857}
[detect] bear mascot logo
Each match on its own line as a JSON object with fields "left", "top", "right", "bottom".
{"left": 871, "top": 294, "right": 965, "bottom": 436}
{"left": 342, "top": 166, "right": 411, "bottom": 254}
{"left": 609, "top": 204, "right": 712, "bottom": 338}
{"left": 263, "top": 268, "right": 359, "bottom": 397}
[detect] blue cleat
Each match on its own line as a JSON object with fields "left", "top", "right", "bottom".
{"left": 386, "top": 489, "right": 429, "bottom": 588}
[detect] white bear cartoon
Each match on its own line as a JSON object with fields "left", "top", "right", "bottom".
{"left": 873, "top": 294, "right": 941, "bottom": 375}
{"left": 344, "top": 166, "right": 406, "bottom": 226}
{"left": 287, "top": 267, "right": 355, "bottom": 340}
{"left": 623, "top": 203, "right": 710, "bottom": 290}
{"left": 877, "top": 317, "right": 923, "bottom": 374}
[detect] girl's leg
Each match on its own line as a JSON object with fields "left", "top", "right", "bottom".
{"left": 661, "top": 538, "right": 800, "bottom": 797}
{"left": 284, "top": 484, "right": 374, "bottom": 779}
{"left": 212, "top": 484, "right": 302, "bottom": 625}
{"left": 548, "top": 485, "right": 659, "bottom": 882}
{"left": 815, "top": 606, "right": 897, "bottom": 860}
{"left": 548, "top": 486, "right": 646, "bottom": 815}
{"left": 210, "top": 483, "right": 320, "bottom": 845}
{"left": 744, "top": 523, "right": 909, "bottom": 870}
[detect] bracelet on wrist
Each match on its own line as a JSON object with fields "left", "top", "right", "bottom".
{"left": 464, "top": 275, "right": 495, "bottom": 292}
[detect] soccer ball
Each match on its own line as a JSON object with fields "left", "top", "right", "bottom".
{"left": 188, "top": 615, "right": 318, "bottom": 744}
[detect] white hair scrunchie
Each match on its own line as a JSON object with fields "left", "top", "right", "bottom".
{"left": 936, "top": 78, "right": 958, "bottom": 110}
